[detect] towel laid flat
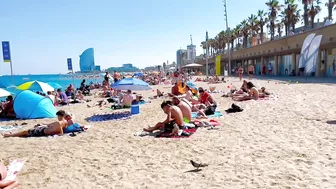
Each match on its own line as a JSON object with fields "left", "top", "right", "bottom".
{"left": 191, "top": 111, "right": 223, "bottom": 118}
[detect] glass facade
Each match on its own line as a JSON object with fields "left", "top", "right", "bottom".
{"left": 79, "top": 48, "right": 95, "bottom": 72}
{"left": 279, "top": 54, "right": 292, "bottom": 76}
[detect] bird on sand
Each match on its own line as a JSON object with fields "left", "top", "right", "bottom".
{"left": 190, "top": 160, "right": 208, "bottom": 169}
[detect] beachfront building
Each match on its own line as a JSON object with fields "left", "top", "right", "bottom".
{"left": 187, "top": 44, "right": 196, "bottom": 61}
{"left": 176, "top": 49, "right": 187, "bottom": 69}
{"left": 107, "top": 63, "right": 140, "bottom": 72}
{"left": 79, "top": 48, "right": 101, "bottom": 73}
{"left": 197, "top": 24, "right": 336, "bottom": 77}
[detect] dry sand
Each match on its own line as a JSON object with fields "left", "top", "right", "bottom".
{"left": 1, "top": 77, "right": 336, "bottom": 189}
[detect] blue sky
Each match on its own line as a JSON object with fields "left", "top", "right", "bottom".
{"left": 0, "top": 0, "right": 329, "bottom": 74}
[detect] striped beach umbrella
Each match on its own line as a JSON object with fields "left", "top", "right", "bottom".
{"left": 17, "top": 81, "right": 54, "bottom": 93}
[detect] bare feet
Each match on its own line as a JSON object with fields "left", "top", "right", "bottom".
{"left": 143, "top": 128, "right": 153, "bottom": 132}
{"left": 2, "top": 132, "right": 12, "bottom": 137}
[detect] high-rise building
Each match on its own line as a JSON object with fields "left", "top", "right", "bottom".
{"left": 176, "top": 49, "right": 187, "bottom": 69}
{"left": 187, "top": 44, "right": 196, "bottom": 60}
{"left": 79, "top": 48, "right": 95, "bottom": 72}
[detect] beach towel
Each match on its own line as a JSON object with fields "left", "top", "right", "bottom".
{"left": 191, "top": 111, "right": 223, "bottom": 118}
{"left": 155, "top": 127, "right": 197, "bottom": 138}
{"left": 3, "top": 160, "right": 24, "bottom": 182}
{"left": 0, "top": 117, "right": 17, "bottom": 122}
{"left": 86, "top": 111, "right": 132, "bottom": 122}
{"left": 193, "top": 119, "right": 221, "bottom": 127}
{"left": 0, "top": 126, "right": 23, "bottom": 132}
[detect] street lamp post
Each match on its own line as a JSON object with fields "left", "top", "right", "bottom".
{"left": 205, "top": 31, "right": 209, "bottom": 76}
{"left": 223, "top": 0, "right": 231, "bottom": 76}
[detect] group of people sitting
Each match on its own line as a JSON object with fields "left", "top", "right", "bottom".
{"left": 2, "top": 110, "right": 82, "bottom": 138}
{"left": 143, "top": 84, "right": 218, "bottom": 135}
{"left": 230, "top": 80, "right": 270, "bottom": 101}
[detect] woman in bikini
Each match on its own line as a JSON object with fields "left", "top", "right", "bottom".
{"left": 232, "top": 82, "right": 259, "bottom": 101}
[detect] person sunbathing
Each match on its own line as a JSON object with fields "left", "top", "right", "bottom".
{"left": 0, "top": 162, "right": 19, "bottom": 189}
{"left": 172, "top": 97, "right": 192, "bottom": 123}
{"left": 111, "top": 90, "right": 133, "bottom": 109}
{"left": 143, "top": 101, "right": 183, "bottom": 135}
{"left": 196, "top": 87, "right": 217, "bottom": 118}
{"left": 0, "top": 96, "right": 15, "bottom": 118}
{"left": 232, "top": 82, "right": 259, "bottom": 101}
{"left": 258, "top": 87, "right": 271, "bottom": 98}
{"left": 2, "top": 110, "right": 68, "bottom": 138}
{"left": 168, "top": 82, "right": 182, "bottom": 97}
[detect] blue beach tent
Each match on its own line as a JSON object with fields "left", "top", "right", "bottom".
{"left": 14, "top": 90, "right": 57, "bottom": 119}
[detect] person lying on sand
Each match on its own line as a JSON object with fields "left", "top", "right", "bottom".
{"left": 172, "top": 97, "right": 192, "bottom": 123}
{"left": 87, "top": 99, "right": 108, "bottom": 108}
{"left": 143, "top": 101, "right": 183, "bottom": 135}
{"left": 2, "top": 110, "right": 68, "bottom": 138}
{"left": 232, "top": 82, "right": 259, "bottom": 101}
{"left": 258, "top": 87, "right": 271, "bottom": 98}
{"left": 0, "top": 162, "right": 19, "bottom": 189}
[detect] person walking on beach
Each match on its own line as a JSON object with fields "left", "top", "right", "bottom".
{"left": 113, "top": 71, "right": 119, "bottom": 83}
{"left": 248, "top": 64, "right": 255, "bottom": 79}
{"left": 268, "top": 63, "right": 273, "bottom": 75}
{"left": 2, "top": 110, "right": 68, "bottom": 138}
{"left": 238, "top": 66, "right": 243, "bottom": 81}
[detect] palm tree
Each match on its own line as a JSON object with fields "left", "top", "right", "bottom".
{"left": 308, "top": 0, "right": 322, "bottom": 29}
{"left": 283, "top": 0, "right": 299, "bottom": 35}
{"left": 302, "top": 0, "right": 311, "bottom": 29}
{"left": 266, "top": 0, "right": 282, "bottom": 40}
{"left": 200, "top": 41, "right": 206, "bottom": 54}
{"left": 257, "top": 10, "right": 267, "bottom": 43}
{"left": 290, "top": 9, "right": 301, "bottom": 32}
{"left": 325, "top": 0, "right": 336, "bottom": 19}
{"left": 280, "top": 10, "right": 289, "bottom": 35}
{"left": 240, "top": 19, "right": 249, "bottom": 48}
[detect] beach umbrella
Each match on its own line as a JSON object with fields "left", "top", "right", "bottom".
{"left": 17, "top": 81, "right": 54, "bottom": 93}
{"left": 133, "top": 72, "right": 144, "bottom": 77}
{"left": 111, "top": 78, "right": 151, "bottom": 91}
{"left": 182, "top": 63, "right": 203, "bottom": 68}
{"left": 47, "top": 82, "right": 63, "bottom": 89}
{"left": 0, "top": 88, "right": 11, "bottom": 98}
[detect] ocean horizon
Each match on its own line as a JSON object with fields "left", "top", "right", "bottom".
{"left": 0, "top": 73, "right": 103, "bottom": 94}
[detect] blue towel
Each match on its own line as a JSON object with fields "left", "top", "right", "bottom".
{"left": 191, "top": 111, "right": 223, "bottom": 118}
{"left": 87, "top": 112, "right": 132, "bottom": 122}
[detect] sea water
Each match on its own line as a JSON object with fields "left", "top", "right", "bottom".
{"left": 0, "top": 73, "right": 103, "bottom": 95}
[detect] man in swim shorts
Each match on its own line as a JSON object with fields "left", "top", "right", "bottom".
{"left": 143, "top": 101, "right": 184, "bottom": 134}
{"left": 171, "top": 96, "right": 192, "bottom": 122}
{"left": 2, "top": 110, "right": 68, "bottom": 137}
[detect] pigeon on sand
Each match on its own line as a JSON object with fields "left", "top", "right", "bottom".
{"left": 190, "top": 160, "right": 208, "bottom": 169}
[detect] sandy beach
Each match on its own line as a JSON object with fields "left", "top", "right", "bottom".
{"left": 1, "top": 77, "right": 336, "bottom": 189}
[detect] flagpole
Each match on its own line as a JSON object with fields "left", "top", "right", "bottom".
{"left": 1, "top": 41, "right": 14, "bottom": 90}
{"left": 223, "top": 0, "right": 231, "bottom": 76}
{"left": 205, "top": 31, "right": 209, "bottom": 76}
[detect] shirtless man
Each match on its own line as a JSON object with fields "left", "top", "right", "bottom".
{"left": 121, "top": 90, "right": 133, "bottom": 107}
{"left": 172, "top": 97, "right": 192, "bottom": 122}
{"left": 2, "top": 110, "right": 68, "bottom": 137}
{"left": 143, "top": 101, "right": 183, "bottom": 134}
